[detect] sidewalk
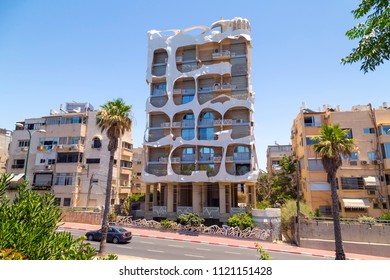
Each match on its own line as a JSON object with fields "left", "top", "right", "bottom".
{"left": 61, "top": 222, "right": 390, "bottom": 260}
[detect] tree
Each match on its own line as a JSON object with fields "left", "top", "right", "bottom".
{"left": 312, "top": 124, "right": 355, "bottom": 260}
{"left": 256, "top": 155, "right": 297, "bottom": 207}
{"left": 0, "top": 173, "right": 96, "bottom": 260}
{"left": 96, "top": 98, "right": 132, "bottom": 256}
{"left": 342, "top": 0, "right": 390, "bottom": 73}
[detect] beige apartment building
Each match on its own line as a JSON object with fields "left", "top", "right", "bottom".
{"left": 142, "top": 18, "right": 259, "bottom": 222}
{"left": 6, "top": 102, "right": 133, "bottom": 208}
{"left": 291, "top": 103, "right": 390, "bottom": 218}
{"left": 0, "top": 129, "right": 12, "bottom": 174}
{"left": 130, "top": 147, "right": 145, "bottom": 194}
{"left": 266, "top": 144, "right": 292, "bottom": 177}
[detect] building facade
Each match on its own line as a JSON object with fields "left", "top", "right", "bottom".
{"left": 6, "top": 102, "right": 133, "bottom": 208}
{"left": 291, "top": 103, "right": 390, "bottom": 218}
{"left": 130, "top": 147, "right": 145, "bottom": 194}
{"left": 0, "top": 129, "right": 12, "bottom": 174}
{"left": 266, "top": 144, "right": 292, "bottom": 176}
{"left": 142, "top": 18, "right": 259, "bottom": 222}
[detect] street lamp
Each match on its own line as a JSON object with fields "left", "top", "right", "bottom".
{"left": 16, "top": 123, "right": 46, "bottom": 181}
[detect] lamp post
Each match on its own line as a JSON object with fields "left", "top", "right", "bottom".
{"left": 16, "top": 123, "right": 46, "bottom": 181}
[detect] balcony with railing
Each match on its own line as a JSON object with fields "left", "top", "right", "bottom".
{"left": 146, "top": 164, "right": 167, "bottom": 177}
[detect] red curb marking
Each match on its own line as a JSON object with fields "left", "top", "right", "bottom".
{"left": 190, "top": 240, "right": 201, "bottom": 243}
{"left": 156, "top": 237, "right": 166, "bottom": 239}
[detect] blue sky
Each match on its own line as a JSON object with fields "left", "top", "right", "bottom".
{"left": 1, "top": 0, "right": 389, "bottom": 170}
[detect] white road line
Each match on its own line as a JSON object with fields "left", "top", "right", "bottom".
{"left": 140, "top": 241, "right": 154, "bottom": 245}
{"left": 224, "top": 251, "right": 241, "bottom": 255}
{"left": 184, "top": 254, "right": 205, "bottom": 258}
{"left": 115, "top": 246, "right": 133, "bottom": 249}
{"left": 196, "top": 248, "right": 211, "bottom": 251}
{"left": 147, "top": 249, "right": 164, "bottom": 253}
{"left": 168, "top": 245, "right": 184, "bottom": 248}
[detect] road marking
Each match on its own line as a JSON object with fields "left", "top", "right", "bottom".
{"left": 147, "top": 249, "right": 164, "bottom": 253}
{"left": 115, "top": 245, "right": 133, "bottom": 249}
{"left": 196, "top": 248, "right": 211, "bottom": 251}
{"left": 140, "top": 241, "right": 154, "bottom": 245}
{"left": 184, "top": 254, "right": 204, "bottom": 258}
{"left": 168, "top": 245, "right": 184, "bottom": 248}
{"left": 224, "top": 251, "right": 241, "bottom": 255}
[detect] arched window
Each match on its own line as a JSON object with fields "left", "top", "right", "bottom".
{"left": 92, "top": 137, "right": 102, "bottom": 149}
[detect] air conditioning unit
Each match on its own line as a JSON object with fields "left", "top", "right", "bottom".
{"left": 57, "top": 145, "right": 64, "bottom": 149}
{"left": 373, "top": 160, "right": 382, "bottom": 165}
{"left": 45, "top": 165, "right": 52, "bottom": 170}
{"left": 360, "top": 160, "right": 368, "bottom": 165}
{"left": 349, "top": 160, "right": 358, "bottom": 166}
{"left": 379, "top": 197, "right": 387, "bottom": 203}
{"left": 367, "top": 190, "right": 378, "bottom": 195}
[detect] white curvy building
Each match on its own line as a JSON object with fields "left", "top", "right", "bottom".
{"left": 142, "top": 18, "right": 259, "bottom": 222}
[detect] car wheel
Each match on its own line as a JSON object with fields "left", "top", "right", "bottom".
{"left": 87, "top": 234, "right": 94, "bottom": 241}
{"left": 112, "top": 237, "right": 119, "bottom": 244}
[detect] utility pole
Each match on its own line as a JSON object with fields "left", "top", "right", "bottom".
{"left": 85, "top": 173, "right": 94, "bottom": 210}
{"left": 295, "top": 160, "right": 301, "bottom": 246}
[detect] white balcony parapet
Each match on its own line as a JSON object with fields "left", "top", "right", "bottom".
{"left": 223, "top": 119, "right": 233, "bottom": 125}
{"left": 159, "top": 157, "right": 169, "bottom": 163}
{"left": 213, "top": 119, "right": 222, "bottom": 125}
{"left": 171, "top": 157, "right": 181, "bottom": 163}
{"left": 226, "top": 156, "right": 234, "bottom": 162}
{"left": 173, "top": 88, "right": 182, "bottom": 94}
{"left": 213, "top": 156, "right": 222, "bottom": 162}
{"left": 203, "top": 207, "right": 220, "bottom": 219}
{"left": 153, "top": 206, "right": 167, "bottom": 217}
{"left": 176, "top": 56, "right": 183, "bottom": 62}
{"left": 161, "top": 122, "right": 171, "bottom": 128}
{"left": 172, "top": 122, "right": 181, "bottom": 128}
{"left": 177, "top": 206, "right": 193, "bottom": 215}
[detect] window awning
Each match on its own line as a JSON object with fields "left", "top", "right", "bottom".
{"left": 363, "top": 176, "right": 379, "bottom": 187}
{"left": 342, "top": 198, "right": 370, "bottom": 209}
{"left": 10, "top": 173, "right": 24, "bottom": 187}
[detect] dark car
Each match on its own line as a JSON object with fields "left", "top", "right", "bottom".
{"left": 85, "top": 226, "right": 132, "bottom": 244}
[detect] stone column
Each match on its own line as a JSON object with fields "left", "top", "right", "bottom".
{"left": 145, "top": 184, "right": 150, "bottom": 212}
{"left": 153, "top": 184, "right": 158, "bottom": 206}
{"left": 219, "top": 183, "right": 226, "bottom": 214}
{"left": 192, "top": 183, "right": 202, "bottom": 214}
{"left": 167, "top": 183, "right": 174, "bottom": 213}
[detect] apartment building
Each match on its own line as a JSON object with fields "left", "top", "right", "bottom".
{"left": 142, "top": 18, "right": 259, "bottom": 223}
{"left": 266, "top": 144, "right": 292, "bottom": 176}
{"left": 6, "top": 102, "right": 133, "bottom": 208}
{"left": 0, "top": 129, "right": 12, "bottom": 174}
{"left": 291, "top": 103, "right": 390, "bottom": 218}
{"left": 130, "top": 147, "right": 145, "bottom": 194}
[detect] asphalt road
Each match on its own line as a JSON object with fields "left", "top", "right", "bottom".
{"left": 65, "top": 228, "right": 331, "bottom": 260}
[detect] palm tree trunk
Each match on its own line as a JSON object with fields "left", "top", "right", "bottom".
{"left": 329, "top": 171, "right": 346, "bottom": 260}
{"left": 98, "top": 148, "right": 115, "bottom": 256}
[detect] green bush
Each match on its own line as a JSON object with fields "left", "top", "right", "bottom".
{"left": 0, "top": 173, "right": 97, "bottom": 260}
{"left": 256, "top": 200, "right": 272, "bottom": 210}
{"left": 281, "top": 200, "right": 311, "bottom": 243}
{"left": 227, "top": 213, "right": 254, "bottom": 230}
{"left": 358, "top": 215, "right": 376, "bottom": 224}
{"left": 177, "top": 213, "right": 204, "bottom": 227}
{"left": 314, "top": 208, "right": 322, "bottom": 217}
{"left": 379, "top": 213, "right": 390, "bottom": 220}
{"left": 160, "top": 219, "right": 178, "bottom": 230}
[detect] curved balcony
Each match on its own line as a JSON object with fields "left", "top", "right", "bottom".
{"left": 152, "top": 49, "right": 168, "bottom": 77}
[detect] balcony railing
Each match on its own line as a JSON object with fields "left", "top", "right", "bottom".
{"left": 182, "top": 120, "right": 195, "bottom": 128}
{"left": 203, "top": 207, "right": 220, "bottom": 219}
{"left": 212, "top": 50, "right": 231, "bottom": 59}
{"left": 158, "top": 157, "right": 169, "bottom": 163}
{"left": 12, "top": 164, "right": 25, "bottom": 169}
{"left": 172, "top": 122, "right": 181, "bottom": 128}
{"left": 171, "top": 157, "right": 181, "bottom": 163}
{"left": 181, "top": 154, "right": 195, "bottom": 162}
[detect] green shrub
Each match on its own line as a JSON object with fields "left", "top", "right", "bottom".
{"left": 256, "top": 200, "right": 272, "bottom": 210}
{"left": 0, "top": 173, "right": 97, "bottom": 260}
{"left": 227, "top": 213, "right": 254, "bottom": 230}
{"left": 281, "top": 200, "right": 311, "bottom": 243}
{"left": 177, "top": 213, "right": 204, "bottom": 227}
{"left": 314, "top": 208, "right": 322, "bottom": 217}
{"left": 379, "top": 213, "right": 390, "bottom": 220}
{"left": 0, "top": 248, "right": 26, "bottom": 260}
{"left": 255, "top": 243, "right": 272, "bottom": 260}
{"left": 358, "top": 215, "right": 376, "bottom": 224}
{"left": 160, "top": 219, "right": 178, "bottom": 230}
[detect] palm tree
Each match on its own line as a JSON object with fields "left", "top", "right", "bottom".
{"left": 96, "top": 98, "right": 132, "bottom": 256}
{"left": 312, "top": 123, "right": 355, "bottom": 260}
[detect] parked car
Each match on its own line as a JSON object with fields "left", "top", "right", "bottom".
{"left": 85, "top": 226, "right": 132, "bottom": 244}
